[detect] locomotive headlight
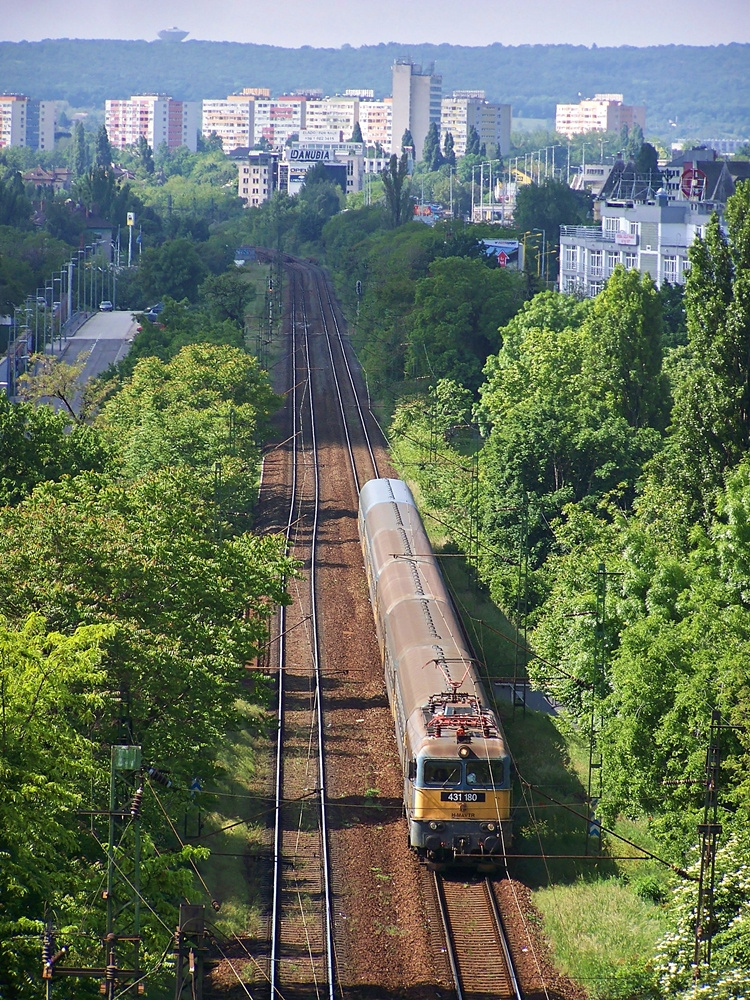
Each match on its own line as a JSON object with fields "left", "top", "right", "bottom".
{"left": 429, "top": 821, "right": 439, "bottom": 830}
{"left": 486, "top": 823, "right": 496, "bottom": 832}
{"left": 458, "top": 745, "right": 471, "bottom": 758}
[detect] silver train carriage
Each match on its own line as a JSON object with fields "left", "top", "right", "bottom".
{"left": 358, "top": 478, "right": 512, "bottom": 863}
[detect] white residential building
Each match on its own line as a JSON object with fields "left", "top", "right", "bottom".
{"left": 0, "top": 95, "right": 55, "bottom": 150}
{"left": 555, "top": 93, "right": 645, "bottom": 139}
{"left": 440, "top": 91, "right": 511, "bottom": 157}
{"left": 105, "top": 95, "right": 200, "bottom": 152}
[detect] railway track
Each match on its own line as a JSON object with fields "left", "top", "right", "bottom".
{"left": 265, "top": 256, "right": 389, "bottom": 998}
{"left": 267, "top": 266, "right": 335, "bottom": 1000}
{"left": 435, "top": 873, "right": 523, "bottom": 1000}
{"left": 256, "top": 251, "right": 531, "bottom": 999}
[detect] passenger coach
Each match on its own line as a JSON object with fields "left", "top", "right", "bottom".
{"left": 359, "top": 478, "right": 512, "bottom": 864}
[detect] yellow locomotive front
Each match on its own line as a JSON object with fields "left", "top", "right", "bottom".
{"left": 405, "top": 687, "right": 512, "bottom": 863}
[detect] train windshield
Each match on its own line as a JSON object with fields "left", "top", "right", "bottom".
{"left": 423, "top": 761, "right": 461, "bottom": 785}
{"left": 465, "top": 762, "right": 500, "bottom": 787}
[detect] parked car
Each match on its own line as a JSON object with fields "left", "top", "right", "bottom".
{"left": 99, "top": 300, "right": 114, "bottom": 311}
{"left": 143, "top": 302, "right": 164, "bottom": 322}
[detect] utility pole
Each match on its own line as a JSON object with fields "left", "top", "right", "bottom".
{"left": 43, "top": 746, "right": 144, "bottom": 997}
{"left": 693, "top": 709, "right": 723, "bottom": 978}
{"left": 585, "top": 563, "right": 607, "bottom": 855}
{"left": 173, "top": 905, "right": 208, "bottom": 999}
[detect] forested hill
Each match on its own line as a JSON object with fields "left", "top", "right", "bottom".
{"left": 1, "top": 38, "right": 748, "bottom": 139}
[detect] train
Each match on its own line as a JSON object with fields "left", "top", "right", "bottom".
{"left": 358, "top": 477, "right": 512, "bottom": 865}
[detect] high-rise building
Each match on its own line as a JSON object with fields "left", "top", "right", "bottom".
{"left": 441, "top": 91, "right": 511, "bottom": 158}
{"left": 0, "top": 95, "right": 56, "bottom": 150}
{"left": 391, "top": 61, "right": 442, "bottom": 161}
{"left": 105, "top": 95, "right": 200, "bottom": 152}
{"left": 252, "top": 96, "right": 307, "bottom": 148}
{"left": 202, "top": 96, "right": 256, "bottom": 151}
{"left": 358, "top": 98, "right": 393, "bottom": 153}
{"left": 304, "top": 97, "right": 359, "bottom": 141}
{"left": 555, "top": 94, "right": 646, "bottom": 139}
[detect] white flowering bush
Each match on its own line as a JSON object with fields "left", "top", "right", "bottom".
{"left": 654, "top": 833, "right": 750, "bottom": 998}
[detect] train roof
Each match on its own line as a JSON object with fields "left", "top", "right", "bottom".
{"left": 359, "top": 478, "right": 416, "bottom": 520}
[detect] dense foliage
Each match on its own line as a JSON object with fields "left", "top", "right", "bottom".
{"left": 0, "top": 333, "right": 291, "bottom": 995}
{"left": 381, "top": 182, "right": 750, "bottom": 991}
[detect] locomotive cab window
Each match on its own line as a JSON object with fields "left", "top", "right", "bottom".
{"left": 464, "top": 762, "right": 499, "bottom": 787}
{"left": 423, "top": 761, "right": 460, "bottom": 785}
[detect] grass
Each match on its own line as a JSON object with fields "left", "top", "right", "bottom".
{"left": 195, "top": 698, "right": 273, "bottom": 941}
{"left": 534, "top": 879, "right": 666, "bottom": 999}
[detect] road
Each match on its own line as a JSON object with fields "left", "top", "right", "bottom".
{"left": 57, "top": 309, "right": 138, "bottom": 380}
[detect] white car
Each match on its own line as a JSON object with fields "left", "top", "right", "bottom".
{"left": 99, "top": 300, "right": 114, "bottom": 312}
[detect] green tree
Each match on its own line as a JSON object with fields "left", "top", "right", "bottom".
{"left": 95, "top": 124, "right": 112, "bottom": 168}
{"left": 0, "top": 170, "right": 32, "bottom": 228}
{"left": 381, "top": 152, "right": 413, "bottom": 228}
{"left": 401, "top": 128, "right": 414, "bottom": 153}
{"left": 407, "top": 256, "right": 526, "bottom": 390}
{"left": 422, "top": 121, "right": 443, "bottom": 170}
{"left": 136, "top": 238, "right": 209, "bottom": 302}
{"left": 651, "top": 183, "right": 750, "bottom": 524}
{"left": 71, "top": 120, "right": 89, "bottom": 179}
{"left": 350, "top": 121, "right": 363, "bottom": 143}
{"left": 514, "top": 179, "right": 591, "bottom": 279}
{"left": 135, "top": 134, "right": 155, "bottom": 175}
{"left": 443, "top": 131, "right": 456, "bottom": 168}
{"left": 0, "top": 613, "right": 114, "bottom": 997}
{"left": 581, "top": 265, "right": 667, "bottom": 430}
{"left": 635, "top": 141, "right": 662, "bottom": 187}
{"left": 466, "top": 125, "right": 481, "bottom": 156}
{"left": 199, "top": 269, "right": 256, "bottom": 326}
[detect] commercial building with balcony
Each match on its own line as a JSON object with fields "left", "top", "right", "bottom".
{"left": 559, "top": 191, "right": 715, "bottom": 297}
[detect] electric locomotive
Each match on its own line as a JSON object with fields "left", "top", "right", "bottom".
{"left": 359, "top": 478, "right": 512, "bottom": 864}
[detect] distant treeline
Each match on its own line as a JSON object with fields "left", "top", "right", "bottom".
{"left": 1, "top": 39, "right": 748, "bottom": 140}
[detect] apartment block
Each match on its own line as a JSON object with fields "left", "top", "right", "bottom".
{"left": 105, "top": 95, "right": 200, "bottom": 152}
{"left": 358, "top": 98, "right": 393, "bottom": 153}
{"left": 236, "top": 151, "right": 277, "bottom": 207}
{"left": 304, "top": 97, "right": 359, "bottom": 141}
{"left": 202, "top": 96, "right": 256, "bottom": 150}
{"left": 391, "top": 61, "right": 442, "bottom": 161}
{"left": 0, "top": 95, "right": 56, "bottom": 150}
{"left": 253, "top": 97, "right": 306, "bottom": 147}
{"left": 441, "top": 91, "right": 511, "bottom": 157}
{"left": 555, "top": 93, "right": 645, "bottom": 139}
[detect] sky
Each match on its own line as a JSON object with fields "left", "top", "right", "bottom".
{"left": 2, "top": 0, "right": 749, "bottom": 48}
